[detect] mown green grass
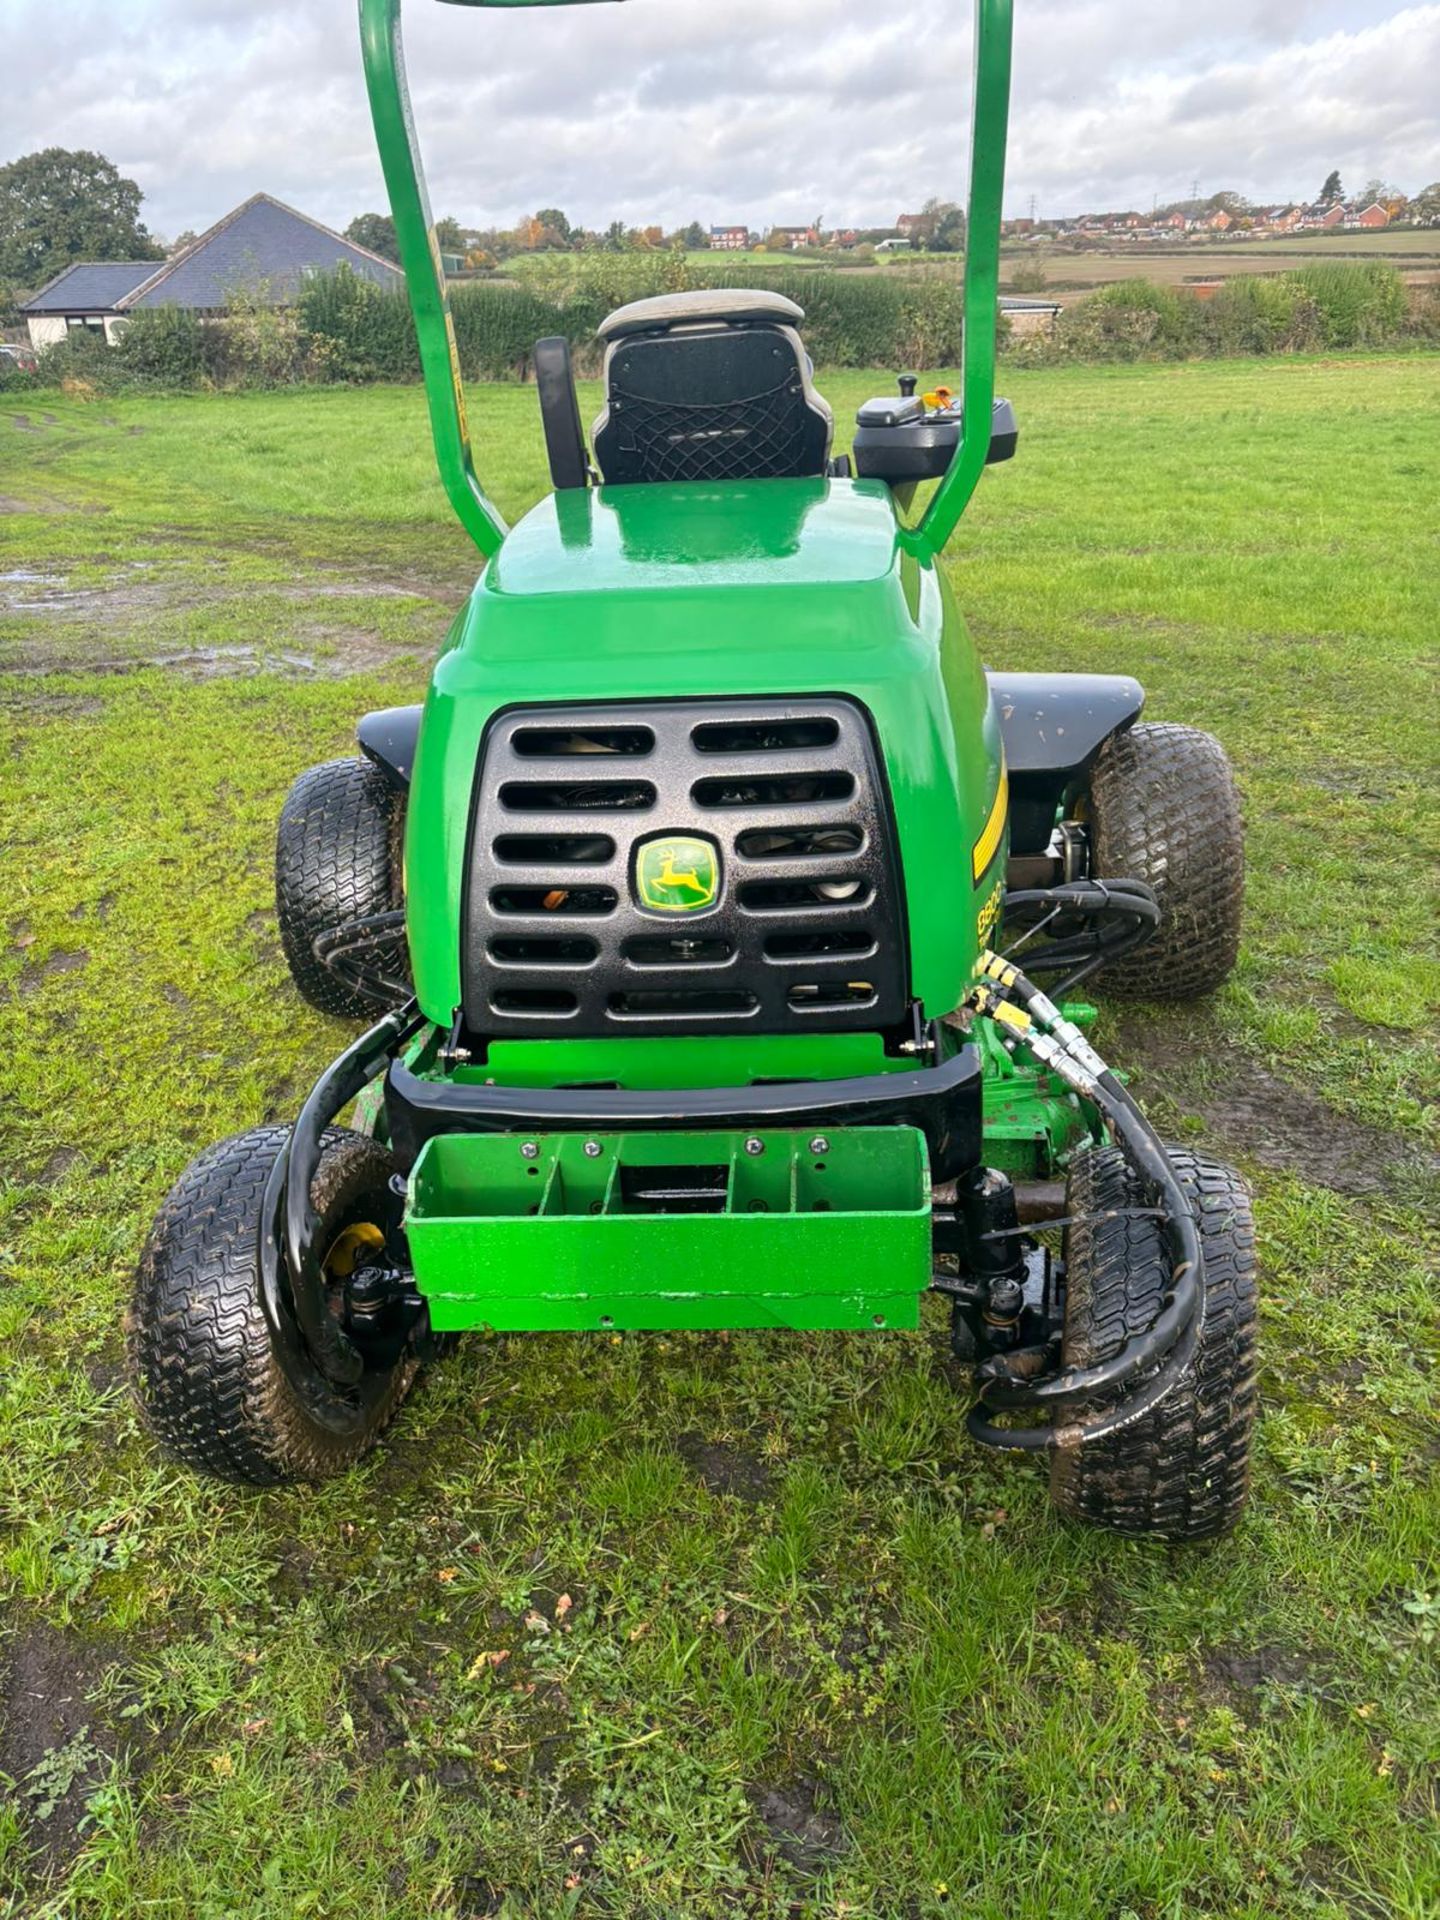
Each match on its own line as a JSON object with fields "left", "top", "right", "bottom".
{"left": 1, "top": 357, "right": 1437, "bottom": 1918}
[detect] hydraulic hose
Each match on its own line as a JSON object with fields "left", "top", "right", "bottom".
{"left": 962, "top": 952, "right": 1205, "bottom": 1452}
{"left": 1001, "top": 878, "right": 1159, "bottom": 997}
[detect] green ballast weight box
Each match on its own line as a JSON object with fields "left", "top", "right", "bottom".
{"left": 406, "top": 1127, "right": 932, "bottom": 1333}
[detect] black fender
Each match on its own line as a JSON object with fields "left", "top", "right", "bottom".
{"left": 357, "top": 705, "right": 422, "bottom": 789}
{"left": 987, "top": 672, "right": 1145, "bottom": 854}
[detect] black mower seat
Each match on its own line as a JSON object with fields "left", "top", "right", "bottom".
{"left": 591, "top": 289, "right": 833, "bottom": 487}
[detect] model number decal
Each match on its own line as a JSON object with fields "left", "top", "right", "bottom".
{"left": 977, "top": 878, "right": 1004, "bottom": 947}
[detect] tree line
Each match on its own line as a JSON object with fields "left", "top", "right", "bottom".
{"left": 343, "top": 200, "right": 969, "bottom": 267}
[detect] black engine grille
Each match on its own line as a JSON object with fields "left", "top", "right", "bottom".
{"left": 462, "top": 699, "right": 909, "bottom": 1039}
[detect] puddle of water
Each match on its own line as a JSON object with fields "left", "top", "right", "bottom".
{"left": 146, "top": 646, "right": 317, "bottom": 676}
{"left": 7, "top": 589, "right": 108, "bottom": 610}
{"left": 4, "top": 562, "right": 159, "bottom": 613}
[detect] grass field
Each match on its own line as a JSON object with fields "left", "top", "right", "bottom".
{"left": 1, "top": 357, "right": 1438, "bottom": 1918}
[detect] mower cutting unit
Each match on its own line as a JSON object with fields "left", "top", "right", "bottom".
{"left": 132, "top": 0, "right": 1258, "bottom": 1538}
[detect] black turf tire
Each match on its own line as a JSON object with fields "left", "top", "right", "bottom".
{"left": 129, "top": 1126, "right": 420, "bottom": 1486}
{"left": 1087, "top": 722, "right": 1243, "bottom": 999}
{"left": 1048, "top": 1145, "right": 1258, "bottom": 1542}
{"left": 275, "top": 758, "right": 410, "bottom": 1020}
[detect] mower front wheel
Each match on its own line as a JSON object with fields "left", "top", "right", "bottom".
{"left": 1048, "top": 1144, "right": 1258, "bottom": 1541}
{"left": 276, "top": 757, "right": 411, "bottom": 1020}
{"left": 129, "top": 1126, "right": 421, "bottom": 1485}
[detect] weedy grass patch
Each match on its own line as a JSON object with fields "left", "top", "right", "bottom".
{"left": 0, "top": 355, "right": 1436, "bottom": 1918}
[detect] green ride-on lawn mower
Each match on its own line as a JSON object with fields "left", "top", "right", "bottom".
{"left": 131, "top": 0, "right": 1257, "bottom": 1540}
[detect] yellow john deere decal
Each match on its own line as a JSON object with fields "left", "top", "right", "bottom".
{"left": 635, "top": 835, "right": 720, "bottom": 913}
{"left": 971, "top": 761, "right": 1009, "bottom": 883}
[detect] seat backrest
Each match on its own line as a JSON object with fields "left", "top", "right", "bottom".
{"left": 591, "top": 290, "right": 833, "bottom": 486}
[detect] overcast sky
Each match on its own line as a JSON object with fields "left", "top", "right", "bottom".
{"left": 3, "top": 0, "right": 1437, "bottom": 240}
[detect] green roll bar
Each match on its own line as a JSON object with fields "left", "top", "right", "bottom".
{"left": 920, "top": 0, "right": 1013, "bottom": 552}
{"left": 357, "top": 0, "right": 1012, "bottom": 560}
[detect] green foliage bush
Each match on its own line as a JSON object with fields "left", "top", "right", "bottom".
{"left": 114, "top": 306, "right": 208, "bottom": 383}
{"left": 1289, "top": 262, "right": 1407, "bottom": 346}
{"left": 299, "top": 265, "right": 415, "bottom": 381}
{"left": 1200, "top": 276, "right": 1322, "bottom": 355}
{"left": 1048, "top": 279, "right": 1194, "bottom": 360}
{"left": 34, "top": 325, "right": 115, "bottom": 387}
{"left": 1016, "top": 261, "right": 1413, "bottom": 365}
{"left": 207, "top": 284, "right": 304, "bottom": 386}
{"left": 286, "top": 260, "right": 976, "bottom": 380}
{"left": 1403, "top": 282, "right": 1440, "bottom": 343}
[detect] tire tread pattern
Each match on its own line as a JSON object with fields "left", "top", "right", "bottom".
{"left": 1090, "top": 721, "right": 1243, "bottom": 999}
{"left": 128, "top": 1127, "right": 417, "bottom": 1486}
{"left": 1049, "top": 1145, "right": 1258, "bottom": 1541}
{"left": 275, "top": 758, "right": 408, "bottom": 1020}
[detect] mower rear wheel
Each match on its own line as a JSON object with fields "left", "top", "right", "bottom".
{"left": 1048, "top": 1145, "right": 1258, "bottom": 1541}
{"left": 129, "top": 1126, "right": 420, "bottom": 1485}
{"left": 1088, "top": 722, "right": 1243, "bottom": 999}
{"left": 276, "top": 757, "right": 410, "bottom": 1020}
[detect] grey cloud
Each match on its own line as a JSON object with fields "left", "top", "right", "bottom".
{"left": 0, "top": 0, "right": 1434, "bottom": 238}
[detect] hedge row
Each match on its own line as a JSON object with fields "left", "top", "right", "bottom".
{"left": 7, "top": 262, "right": 975, "bottom": 392}
{"left": 7, "top": 259, "right": 1435, "bottom": 393}
{"left": 1017, "top": 262, "right": 1433, "bottom": 363}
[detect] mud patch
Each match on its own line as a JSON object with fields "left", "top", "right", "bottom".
{"left": 0, "top": 1624, "right": 119, "bottom": 1876}
{"left": 39, "top": 1146, "right": 84, "bottom": 1185}
{"left": 18, "top": 949, "right": 90, "bottom": 997}
{"left": 1187, "top": 1067, "right": 1409, "bottom": 1195}
{"left": 3, "top": 636, "right": 419, "bottom": 683}
{"left": 244, "top": 906, "right": 282, "bottom": 968}
{"left": 746, "top": 1779, "right": 846, "bottom": 1875}
{"left": 0, "top": 690, "right": 107, "bottom": 719}
{"left": 0, "top": 494, "right": 108, "bottom": 517}
{"left": 1196, "top": 1644, "right": 1331, "bottom": 1726}
{"left": 1205, "top": 1644, "right": 1316, "bottom": 1694}
{"left": 1116, "top": 1021, "right": 1434, "bottom": 1197}
{"left": 677, "top": 1433, "right": 773, "bottom": 1501}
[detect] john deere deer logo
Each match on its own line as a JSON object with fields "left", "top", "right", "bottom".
{"left": 635, "top": 834, "right": 720, "bottom": 913}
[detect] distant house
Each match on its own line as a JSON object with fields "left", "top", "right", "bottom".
{"left": 1204, "top": 208, "right": 1233, "bottom": 233}
{"left": 770, "top": 225, "right": 819, "bottom": 250}
{"left": 19, "top": 262, "right": 160, "bottom": 346}
{"left": 20, "top": 193, "right": 400, "bottom": 350}
{"left": 896, "top": 214, "right": 924, "bottom": 238}
{"left": 709, "top": 224, "right": 750, "bottom": 251}
{"left": 1349, "top": 202, "right": 1390, "bottom": 229}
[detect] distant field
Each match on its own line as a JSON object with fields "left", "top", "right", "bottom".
{"left": 1, "top": 358, "right": 1437, "bottom": 1917}
{"left": 502, "top": 231, "right": 1440, "bottom": 303}
{"left": 1004, "top": 234, "right": 1440, "bottom": 299}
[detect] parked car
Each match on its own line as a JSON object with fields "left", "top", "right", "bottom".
{"left": 0, "top": 342, "right": 39, "bottom": 374}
